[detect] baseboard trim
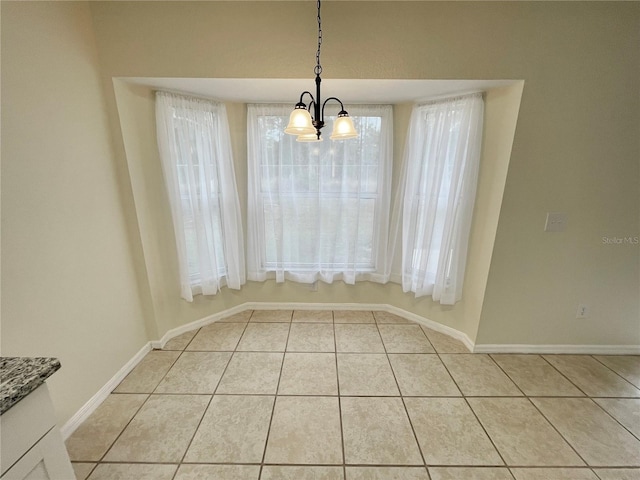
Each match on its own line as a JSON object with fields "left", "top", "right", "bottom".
{"left": 150, "top": 303, "right": 249, "bottom": 349}
{"left": 473, "top": 344, "right": 640, "bottom": 355}
{"left": 62, "top": 302, "right": 637, "bottom": 439}
{"left": 152, "top": 301, "right": 476, "bottom": 353}
{"left": 60, "top": 342, "right": 152, "bottom": 440}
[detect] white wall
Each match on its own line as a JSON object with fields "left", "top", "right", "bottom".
{"left": 1, "top": 1, "right": 149, "bottom": 424}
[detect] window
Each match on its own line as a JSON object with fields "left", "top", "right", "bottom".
{"left": 155, "top": 91, "right": 245, "bottom": 301}
{"left": 394, "top": 94, "right": 484, "bottom": 305}
{"left": 247, "top": 104, "right": 393, "bottom": 285}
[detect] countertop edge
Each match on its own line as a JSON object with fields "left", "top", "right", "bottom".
{"left": 0, "top": 357, "right": 61, "bottom": 415}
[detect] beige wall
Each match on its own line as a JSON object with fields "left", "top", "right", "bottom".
{"left": 2, "top": 2, "right": 638, "bottom": 432}
{"left": 2, "top": 0, "right": 636, "bottom": 433}
{"left": 112, "top": 78, "right": 520, "bottom": 343}
{"left": 1, "top": 2, "right": 150, "bottom": 424}
{"left": 91, "top": 1, "right": 639, "bottom": 346}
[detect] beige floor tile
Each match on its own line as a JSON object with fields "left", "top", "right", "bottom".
{"left": 218, "top": 310, "right": 253, "bottom": 322}
{"left": 87, "top": 464, "right": 177, "bottom": 480}
{"left": 333, "top": 310, "right": 375, "bottom": 323}
{"left": 440, "top": 354, "right": 522, "bottom": 396}
{"left": 347, "top": 467, "right": 429, "bottom": 479}
{"left": 468, "top": 397, "right": 584, "bottom": 466}
{"left": 114, "top": 351, "right": 180, "bottom": 393}
{"left": 491, "top": 354, "right": 584, "bottom": 396}
{"left": 389, "top": 354, "right": 461, "bottom": 396}
{"left": 262, "top": 466, "right": 344, "bottom": 480}
{"left": 293, "top": 310, "right": 334, "bottom": 323}
{"left": 278, "top": 353, "right": 338, "bottom": 395}
{"left": 287, "top": 323, "right": 335, "bottom": 352}
{"left": 428, "top": 467, "right": 514, "bottom": 480}
{"left": 155, "top": 351, "right": 231, "bottom": 394}
{"left": 216, "top": 352, "right": 283, "bottom": 394}
{"left": 66, "top": 394, "right": 148, "bottom": 461}
{"left": 265, "top": 396, "right": 343, "bottom": 464}
{"left": 72, "top": 463, "right": 95, "bottom": 480}
{"left": 593, "top": 468, "right": 640, "bottom": 479}
{"left": 184, "top": 395, "right": 274, "bottom": 463}
{"left": 532, "top": 398, "right": 640, "bottom": 466}
{"left": 543, "top": 356, "right": 640, "bottom": 397}
{"left": 373, "top": 311, "right": 412, "bottom": 324}
{"left": 337, "top": 353, "right": 399, "bottom": 396}
{"left": 103, "top": 395, "right": 209, "bottom": 463}
{"left": 510, "top": 468, "right": 598, "bottom": 479}
{"left": 175, "top": 464, "right": 260, "bottom": 480}
{"left": 250, "top": 309, "right": 293, "bottom": 322}
{"left": 378, "top": 324, "right": 435, "bottom": 353}
{"left": 341, "top": 397, "right": 422, "bottom": 465}
{"left": 335, "top": 324, "right": 385, "bottom": 352}
{"left": 593, "top": 356, "right": 640, "bottom": 389}
{"left": 594, "top": 398, "right": 640, "bottom": 438}
{"left": 405, "top": 398, "right": 503, "bottom": 466}
{"left": 162, "top": 330, "right": 198, "bottom": 350}
{"left": 236, "top": 322, "right": 290, "bottom": 351}
{"left": 186, "top": 322, "right": 246, "bottom": 351}
{"left": 421, "top": 327, "right": 470, "bottom": 353}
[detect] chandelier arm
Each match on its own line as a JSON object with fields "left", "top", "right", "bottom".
{"left": 321, "top": 96, "right": 346, "bottom": 119}
{"left": 297, "top": 91, "right": 316, "bottom": 106}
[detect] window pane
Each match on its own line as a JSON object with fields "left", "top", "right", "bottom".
{"left": 249, "top": 104, "right": 391, "bottom": 277}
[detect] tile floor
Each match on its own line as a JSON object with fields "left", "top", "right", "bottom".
{"left": 66, "top": 310, "right": 640, "bottom": 480}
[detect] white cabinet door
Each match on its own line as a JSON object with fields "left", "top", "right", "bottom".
{"left": 2, "top": 428, "right": 75, "bottom": 480}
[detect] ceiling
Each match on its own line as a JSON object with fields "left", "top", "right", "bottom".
{"left": 122, "top": 78, "right": 519, "bottom": 104}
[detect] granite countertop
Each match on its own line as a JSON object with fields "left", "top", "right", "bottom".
{"left": 0, "top": 357, "right": 61, "bottom": 415}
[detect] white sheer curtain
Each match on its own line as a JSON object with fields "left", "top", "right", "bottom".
{"left": 156, "top": 91, "right": 245, "bottom": 301}
{"left": 391, "top": 94, "right": 484, "bottom": 305}
{"left": 247, "top": 104, "right": 393, "bottom": 285}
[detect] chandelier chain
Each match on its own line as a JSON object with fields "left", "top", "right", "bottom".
{"left": 314, "top": 0, "right": 323, "bottom": 75}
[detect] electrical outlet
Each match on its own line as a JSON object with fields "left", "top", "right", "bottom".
{"left": 576, "top": 304, "right": 589, "bottom": 319}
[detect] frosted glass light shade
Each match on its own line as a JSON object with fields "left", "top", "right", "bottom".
{"left": 330, "top": 113, "right": 358, "bottom": 140}
{"left": 285, "top": 107, "right": 315, "bottom": 135}
{"left": 297, "top": 132, "right": 323, "bottom": 142}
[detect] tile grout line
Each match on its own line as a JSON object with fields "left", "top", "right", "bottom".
{"left": 258, "top": 310, "right": 293, "bottom": 480}
{"left": 532, "top": 355, "right": 640, "bottom": 459}
{"left": 488, "top": 353, "right": 593, "bottom": 469}
{"left": 526, "top": 398, "right": 593, "bottom": 468}
{"left": 538, "top": 355, "right": 591, "bottom": 397}
{"left": 436, "top": 353, "right": 511, "bottom": 472}
{"left": 332, "top": 310, "right": 347, "bottom": 480}
{"left": 372, "top": 315, "right": 430, "bottom": 479}
{"left": 590, "top": 355, "right": 640, "bottom": 390}
{"left": 168, "top": 312, "right": 254, "bottom": 480}
{"left": 70, "top": 310, "right": 640, "bottom": 477}
{"left": 542, "top": 355, "right": 640, "bottom": 442}
{"left": 93, "top": 348, "right": 186, "bottom": 468}
{"left": 589, "top": 397, "right": 640, "bottom": 443}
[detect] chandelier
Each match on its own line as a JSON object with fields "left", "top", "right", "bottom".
{"left": 284, "top": 0, "right": 358, "bottom": 142}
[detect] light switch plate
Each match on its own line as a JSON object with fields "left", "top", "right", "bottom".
{"left": 544, "top": 212, "right": 568, "bottom": 232}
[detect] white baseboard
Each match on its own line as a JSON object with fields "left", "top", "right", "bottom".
{"left": 473, "top": 344, "right": 640, "bottom": 355}
{"left": 60, "top": 342, "right": 152, "bottom": 440}
{"left": 153, "top": 301, "right": 477, "bottom": 353}
{"left": 150, "top": 303, "right": 249, "bottom": 349}
{"left": 62, "top": 301, "right": 637, "bottom": 439}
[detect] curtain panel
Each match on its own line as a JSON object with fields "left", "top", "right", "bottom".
{"left": 247, "top": 104, "right": 393, "bottom": 285}
{"left": 155, "top": 91, "right": 245, "bottom": 301}
{"left": 390, "top": 93, "right": 484, "bottom": 305}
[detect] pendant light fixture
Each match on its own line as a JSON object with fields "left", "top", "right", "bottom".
{"left": 284, "top": 0, "right": 358, "bottom": 142}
